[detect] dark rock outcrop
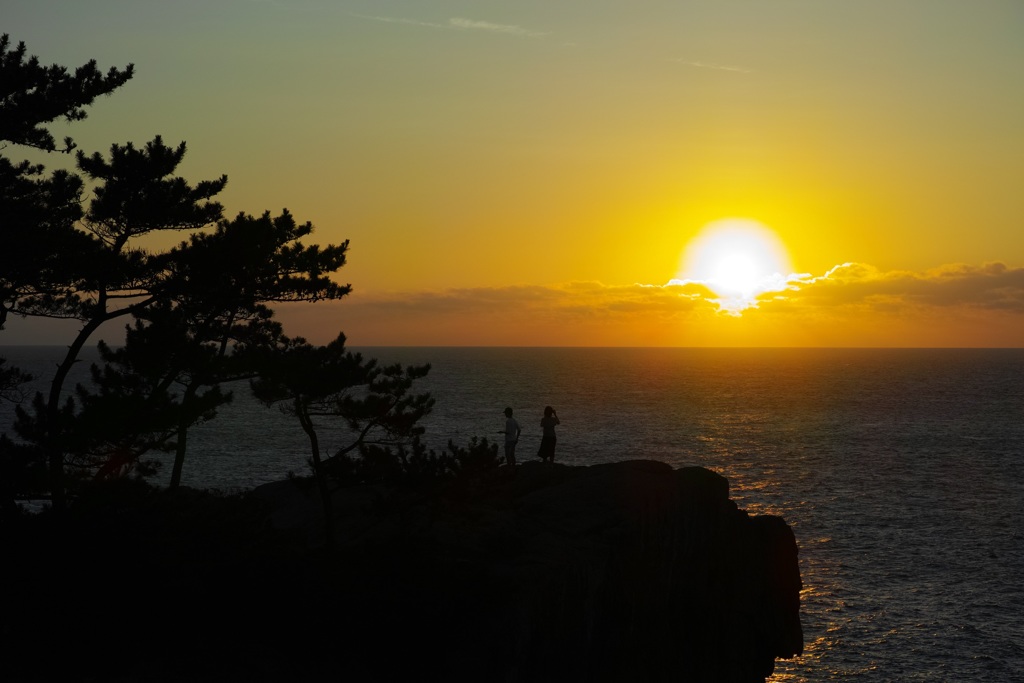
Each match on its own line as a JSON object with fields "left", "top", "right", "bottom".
{"left": 1, "top": 461, "right": 802, "bottom": 682}
{"left": 256, "top": 459, "right": 804, "bottom": 682}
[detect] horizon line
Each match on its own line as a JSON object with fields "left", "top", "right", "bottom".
{"left": 2, "top": 344, "right": 1021, "bottom": 351}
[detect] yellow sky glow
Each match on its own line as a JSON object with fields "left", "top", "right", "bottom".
{"left": 2, "top": 2, "right": 1023, "bottom": 347}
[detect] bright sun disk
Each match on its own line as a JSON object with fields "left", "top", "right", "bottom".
{"left": 675, "top": 218, "right": 794, "bottom": 311}
{"left": 711, "top": 252, "right": 761, "bottom": 297}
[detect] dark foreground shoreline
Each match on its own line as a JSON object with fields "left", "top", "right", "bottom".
{"left": 2, "top": 460, "right": 802, "bottom": 682}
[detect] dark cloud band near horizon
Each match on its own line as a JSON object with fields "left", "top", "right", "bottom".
{"left": 341, "top": 260, "right": 1024, "bottom": 315}
{"left": 254, "top": 260, "right": 1024, "bottom": 347}
{"left": 3, "top": 262, "right": 1021, "bottom": 347}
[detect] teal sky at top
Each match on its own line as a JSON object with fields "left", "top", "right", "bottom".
{"left": 5, "top": 0, "right": 1024, "bottom": 294}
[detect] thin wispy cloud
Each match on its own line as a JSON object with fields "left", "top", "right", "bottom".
{"left": 672, "top": 59, "right": 753, "bottom": 74}
{"left": 349, "top": 14, "right": 448, "bottom": 30}
{"left": 351, "top": 14, "right": 546, "bottom": 38}
{"left": 449, "top": 18, "right": 546, "bottom": 38}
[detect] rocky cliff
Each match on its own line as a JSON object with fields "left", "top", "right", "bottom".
{"left": 2, "top": 460, "right": 802, "bottom": 682}
{"left": 256, "top": 459, "right": 804, "bottom": 682}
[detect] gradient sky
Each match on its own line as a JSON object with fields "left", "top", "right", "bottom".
{"left": 4, "top": 0, "right": 1023, "bottom": 346}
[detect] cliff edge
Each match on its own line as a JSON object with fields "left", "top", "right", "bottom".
{"left": 256, "top": 459, "right": 803, "bottom": 682}
{"left": 2, "top": 460, "right": 802, "bottom": 682}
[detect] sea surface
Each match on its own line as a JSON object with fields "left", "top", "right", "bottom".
{"left": 2, "top": 345, "right": 1023, "bottom": 681}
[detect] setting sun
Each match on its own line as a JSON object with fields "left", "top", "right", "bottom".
{"left": 710, "top": 252, "right": 761, "bottom": 297}
{"left": 675, "top": 218, "right": 796, "bottom": 312}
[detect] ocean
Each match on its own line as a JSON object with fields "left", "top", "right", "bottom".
{"left": 2, "top": 345, "right": 1022, "bottom": 681}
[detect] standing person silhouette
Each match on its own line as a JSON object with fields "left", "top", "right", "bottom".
{"left": 537, "top": 406, "right": 560, "bottom": 463}
{"left": 500, "top": 407, "right": 521, "bottom": 466}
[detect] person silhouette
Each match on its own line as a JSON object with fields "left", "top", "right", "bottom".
{"left": 537, "top": 406, "right": 560, "bottom": 463}
{"left": 500, "top": 407, "right": 521, "bottom": 466}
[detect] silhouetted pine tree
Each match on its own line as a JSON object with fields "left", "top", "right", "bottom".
{"left": 251, "top": 333, "right": 434, "bottom": 543}
{"left": 71, "top": 209, "right": 351, "bottom": 488}
{"left": 2, "top": 35, "right": 354, "bottom": 509}
{"left": 1, "top": 34, "right": 133, "bottom": 507}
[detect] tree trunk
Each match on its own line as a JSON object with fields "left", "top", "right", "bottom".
{"left": 169, "top": 383, "right": 199, "bottom": 489}
{"left": 42, "top": 295, "right": 146, "bottom": 511}
{"left": 44, "top": 317, "right": 105, "bottom": 511}
{"left": 297, "top": 397, "right": 334, "bottom": 546}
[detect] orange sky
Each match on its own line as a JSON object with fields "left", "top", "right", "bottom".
{"left": 4, "top": 1, "right": 1023, "bottom": 347}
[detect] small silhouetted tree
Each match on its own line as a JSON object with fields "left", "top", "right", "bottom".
{"left": 0, "top": 356, "right": 41, "bottom": 512}
{"left": 63, "top": 328, "right": 229, "bottom": 483}
{"left": 251, "top": 333, "right": 434, "bottom": 544}
{"left": 353, "top": 436, "right": 503, "bottom": 490}
{"left": 0, "top": 359, "right": 32, "bottom": 404}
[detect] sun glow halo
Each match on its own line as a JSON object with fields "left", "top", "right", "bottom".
{"left": 677, "top": 219, "right": 794, "bottom": 311}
